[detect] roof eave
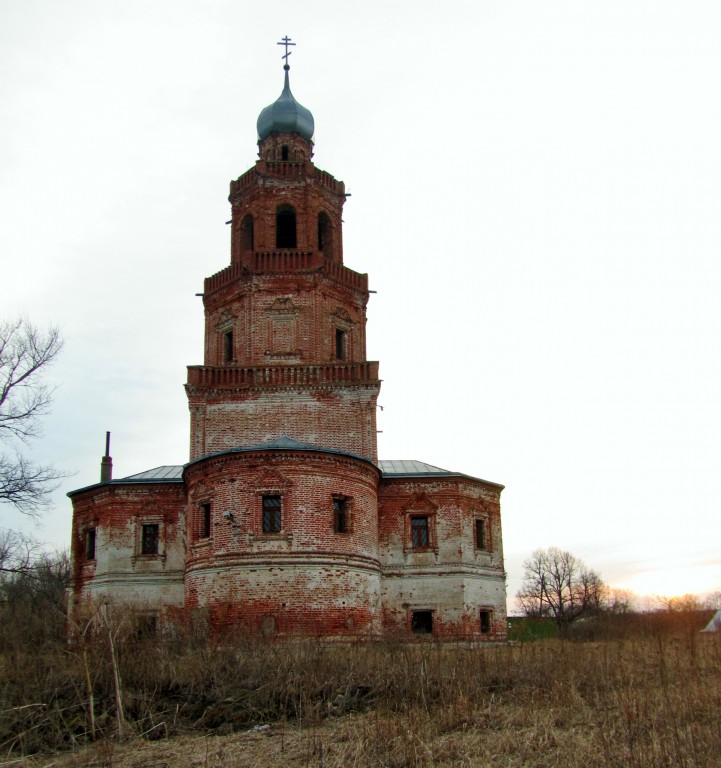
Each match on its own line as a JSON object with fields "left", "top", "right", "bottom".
{"left": 380, "top": 471, "right": 505, "bottom": 490}
{"left": 67, "top": 477, "right": 184, "bottom": 499}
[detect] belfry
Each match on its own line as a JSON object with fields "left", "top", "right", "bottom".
{"left": 69, "top": 41, "right": 507, "bottom": 640}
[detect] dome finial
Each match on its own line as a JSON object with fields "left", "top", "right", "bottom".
{"left": 277, "top": 35, "right": 295, "bottom": 70}
{"left": 257, "top": 36, "right": 315, "bottom": 142}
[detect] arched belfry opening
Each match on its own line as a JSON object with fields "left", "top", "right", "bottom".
{"left": 318, "top": 211, "right": 333, "bottom": 257}
{"left": 276, "top": 205, "right": 297, "bottom": 249}
{"left": 240, "top": 214, "right": 254, "bottom": 251}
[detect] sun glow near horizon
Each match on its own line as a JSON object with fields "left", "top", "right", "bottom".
{"left": 616, "top": 563, "right": 721, "bottom": 603}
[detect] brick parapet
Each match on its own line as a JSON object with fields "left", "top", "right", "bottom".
{"left": 204, "top": 256, "right": 367, "bottom": 297}
{"left": 186, "top": 362, "right": 379, "bottom": 389}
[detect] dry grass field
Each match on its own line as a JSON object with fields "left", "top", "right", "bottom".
{"left": 2, "top": 614, "right": 720, "bottom": 768}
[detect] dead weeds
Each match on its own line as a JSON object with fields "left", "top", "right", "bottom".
{"left": 7, "top": 632, "right": 721, "bottom": 768}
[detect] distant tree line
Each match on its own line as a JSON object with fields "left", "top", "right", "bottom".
{"left": 516, "top": 546, "right": 719, "bottom": 637}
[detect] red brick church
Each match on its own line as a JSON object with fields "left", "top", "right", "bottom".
{"left": 68, "top": 45, "right": 507, "bottom": 640}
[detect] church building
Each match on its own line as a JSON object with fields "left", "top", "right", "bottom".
{"left": 68, "top": 45, "right": 507, "bottom": 640}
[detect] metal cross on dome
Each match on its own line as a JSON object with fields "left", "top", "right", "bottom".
{"left": 277, "top": 36, "right": 296, "bottom": 65}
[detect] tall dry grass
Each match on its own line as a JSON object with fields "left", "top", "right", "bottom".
{"left": 1, "top": 611, "right": 720, "bottom": 766}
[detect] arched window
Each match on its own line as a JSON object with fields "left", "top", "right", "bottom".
{"left": 276, "top": 205, "right": 297, "bottom": 249}
{"left": 240, "top": 214, "right": 254, "bottom": 251}
{"left": 317, "top": 211, "right": 332, "bottom": 254}
{"left": 281, "top": 145, "right": 289, "bottom": 161}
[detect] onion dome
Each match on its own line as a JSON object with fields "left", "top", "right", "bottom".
{"left": 257, "top": 65, "right": 315, "bottom": 142}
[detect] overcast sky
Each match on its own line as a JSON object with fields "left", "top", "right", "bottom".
{"left": 2, "top": 0, "right": 720, "bottom": 607}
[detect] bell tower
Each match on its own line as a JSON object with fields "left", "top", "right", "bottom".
{"left": 186, "top": 45, "right": 381, "bottom": 463}
{"left": 69, "top": 39, "right": 506, "bottom": 641}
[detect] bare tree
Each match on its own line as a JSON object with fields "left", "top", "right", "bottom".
{"left": 0, "top": 318, "right": 64, "bottom": 516}
{"left": 516, "top": 547, "right": 606, "bottom": 634}
{"left": 0, "top": 544, "right": 70, "bottom": 649}
{"left": 607, "top": 587, "right": 636, "bottom": 614}
{"left": 655, "top": 593, "right": 703, "bottom": 612}
{"left": 0, "top": 528, "right": 37, "bottom": 576}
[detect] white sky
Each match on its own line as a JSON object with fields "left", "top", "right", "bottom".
{"left": 2, "top": 0, "right": 720, "bottom": 608}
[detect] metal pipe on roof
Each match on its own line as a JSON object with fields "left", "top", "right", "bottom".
{"left": 100, "top": 431, "right": 113, "bottom": 483}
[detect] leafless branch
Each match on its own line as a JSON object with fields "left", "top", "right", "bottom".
{"left": 0, "top": 318, "right": 62, "bottom": 443}
{"left": 0, "top": 528, "right": 37, "bottom": 577}
{"left": 0, "top": 452, "right": 64, "bottom": 516}
{"left": 0, "top": 318, "right": 65, "bottom": 516}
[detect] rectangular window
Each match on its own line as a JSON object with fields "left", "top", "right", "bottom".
{"left": 223, "top": 330, "right": 233, "bottom": 363}
{"left": 475, "top": 519, "right": 486, "bottom": 550}
{"left": 333, "top": 497, "right": 349, "bottom": 533}
{"left": 411, "top": 516, "right": 429, "bottom": 548}
{"left": 135, "top": 614, "right": 159, "bottom": 640}
{"left": 85, "top": 528, "right": 96, "bottom": 560}
{"left": 335, "top": 328, "right": 346, "bottom": 360}
{"left": 200, "top": 503, "right": 211, "bottom": 539}
{"left": 141, "top": 523, "right": 159, "bottom": 555}
{"left": 480, "top": 610, "right": 492, "bottom": 634}
{"left": 262, "top": 495, "right": 282, "bottom": 533}
{"left": 411, "top": 610, "right": 433, "bottom": 634}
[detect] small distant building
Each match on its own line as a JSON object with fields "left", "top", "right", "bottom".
{"left": 68, "top": 47, "right": 507, "bottom": 641}
{"left": 702, "top": 610, "right": 721, "bottom": 632}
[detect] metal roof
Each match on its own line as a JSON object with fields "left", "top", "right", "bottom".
{"left": 69, "top": 448, "right": 503, "bottom": 495}
{"left": 377, "top": 460, "right": 454, "bottom": 476}
{"left": 118, "top": 458, "right": 482, "bottom": 481}
{"left": 123, "top": 466, "right": 184, "bottom": 481}
{"left": 257, "top": 68, "right": 315, "bottom": 142}
{"left": 184, "top": 436, "right": 377, "bottom": 471}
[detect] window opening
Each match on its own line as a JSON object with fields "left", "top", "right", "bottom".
{"left": 411, "top": 516, "right": 429, "bottom": 548}
{"left": 318, "top": 212, "right": 332, "bottom": 253}
{"left": 240, "top": 214, "right": 254, "bottom": 251}
{"left": 333, "top": 497, "right": 349, "bottom": 533}
{"left": 141, "top": 523, "right": 159, "bottom": 555}
{"left": 411, "top": 610, "right": 433, "bottom": 634}
{"left": 223, "top": 330, "right": 233, "bottom": 363}
{"left": 262, "top": 495, "right": 282, "bottom": 533}
{"left": 200, "top": 503, "right": 211, "bottom": 539}
{"left": 475, "top": 519, "right": 486, "bottom": 550}
{"left": 480, "top": 610, "right": 492, "bottom": 634}
{"left": 335, "top": 328, "right": 347, "bottom": 360}
{"left": 135, "top": 614, "right": 159, "bottom": 639}
{"left": 85, "top": 528, "right": 96, "bottom": 560}
{"left": 276, "top": 206, "right": 297, "bottom": 248}
{"left": 281, "top": 145, "right": 289, "bottom": 161}
{"left": 262, "top": 614, "right": 277, "bottom": 635}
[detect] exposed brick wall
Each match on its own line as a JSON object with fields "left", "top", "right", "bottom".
{"left": 183, "top": 448, "right": 382, "bottom": 636}
{"left": 377, "top": 476, "right": 507, "bottom": 641}
{"left": 229, "top": 133, "right": 345, "bottom": 267}
{"left": 201, "top": 272, "right": 369, "bottom": 368}
{"left": 68, "top": 483, "right": 186, "bottom": 619}
{"left": 186, "top": 386, "right": 380, "bottom": 462}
